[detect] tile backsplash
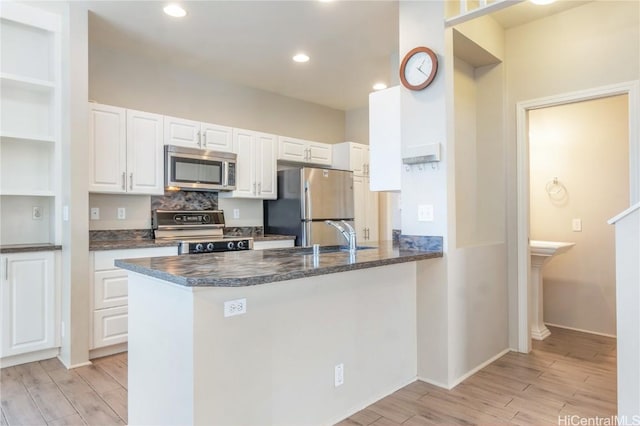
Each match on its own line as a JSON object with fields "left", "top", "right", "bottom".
{"left": 151, "top": 190, "right": 218, "bottom": 211}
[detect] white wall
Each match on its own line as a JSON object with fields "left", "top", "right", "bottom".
{"left": 530, "top": 95, "right": 629, "bottom": 336}
{"left": 400, "top": 2, "right": 510, "bottom": 388}
{"left": 505, "top": 0, "right": 640, "bottom": 347}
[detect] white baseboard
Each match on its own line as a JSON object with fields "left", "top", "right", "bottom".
{"left": 62, "top": 359, "right": 93, "bottom": 369}
{"left": 418, "top": 348, "right": 511, "bottom": 390}
{"left": 326, "top": 375, "right": 418, "bottom": 425}
{"left": 0, "top": 348, "right": 60, "bottom": 368}
{"left": 89, "top": 343, "right": 128, "bottom": 360}
{"left": 545, "top": 322, "right": 616, "bottom": 338}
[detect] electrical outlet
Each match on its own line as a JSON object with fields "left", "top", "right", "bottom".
{"left": 224, "top": 298, "right": 247, "bottom": 317}
{"left": 32, "top": 206, "right": 43, "bottom": 220}
{"left": 90, "top": 207, "right": 100, "bottom": 220}
{"left": 334, "top": 363, "right": 344, "bottom": 387}
{"left": 233, "top": 208, "right": 240, "bottom": 219}
{"left": 117, "top": 207, "right": 126, "bottom": 220}
{"left": 572, "top": 218, "right": 582, "bottom": 232}
{"left": 418, "top": 204, "right": 434, "bottom": 222}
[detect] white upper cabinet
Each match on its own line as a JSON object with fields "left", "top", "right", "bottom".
{"left": 277, "top": 136, "right": 332, "bottom": 166}
{"left": 89, "top": 104, "right": 126, "bottom": 193}
{"left": 332, "top": 142, "right": 369, "bottom": 176}
{"left": 223, "top": 129, "right": 276, "bottom": 199}
{"left": 369, "top": 86, "right": 401, "bottom": 191}
{"left": 126, "top": 109, "right": 164, "bottom": 194}
{"left": 164, "top": 116, "right": 233, "bottom": 152}
{"left": 1, "top": 251, "right": 57, "bottom": 358}
{"left": 201, "top": 123, "right": 233, "bottom": 152}
{"left": 89, "top": 103, "right": 164, "bottom": 195}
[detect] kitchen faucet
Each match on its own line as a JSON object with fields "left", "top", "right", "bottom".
{"left": 325, "top": 220, "right": 357, "bottom": 253}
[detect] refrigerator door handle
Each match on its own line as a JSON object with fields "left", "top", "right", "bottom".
{"left": 304, "top": 180, "right": 312, "bottom": 245}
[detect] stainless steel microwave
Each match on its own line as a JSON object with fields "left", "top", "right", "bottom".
{"left": 165, "top": 145, "right": 236, "bottom": 192}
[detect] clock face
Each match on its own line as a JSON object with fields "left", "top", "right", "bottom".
{"left": 400, "top": 47, "right": 438, "bottom": 91}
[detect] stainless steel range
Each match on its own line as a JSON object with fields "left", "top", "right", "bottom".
{"left": 152, "top": 210, "right": 253, "bottom": 254}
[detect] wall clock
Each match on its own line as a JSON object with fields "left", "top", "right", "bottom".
{"left": 399, "top": 46, "right": 438, "bottom": 91}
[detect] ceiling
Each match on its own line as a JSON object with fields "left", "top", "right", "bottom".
{"left": 86, "top": 1, "right": 399, "bottom": 111}
{"left": 85, "top": 1, "right": 591, "bottom": 112}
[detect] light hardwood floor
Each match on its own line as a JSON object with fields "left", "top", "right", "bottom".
{"left": 1, "top": 326, "right": 616, "bottom": 425}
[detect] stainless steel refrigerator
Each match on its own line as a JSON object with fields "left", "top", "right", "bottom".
{"left": 264, "top": 167, "right": 354, "bottom": 246}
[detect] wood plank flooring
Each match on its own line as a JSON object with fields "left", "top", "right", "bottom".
{"left": 339, "top": 326, "right": 617, "bottom": 426}
{"left": 1, "top": 353, "right": 127, "bottom": 425}
{"left": 0, "top": 326, "right": 615, "bottom": 425}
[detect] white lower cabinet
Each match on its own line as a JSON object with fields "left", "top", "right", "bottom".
{"left": 90, "top": 246, "right": 176, "bottom": 350}
{"left": 353, "top": 175, "right": 379, "bottom": 242}
{"left": 1, "top": 251, "right": 57, "bottom": 358}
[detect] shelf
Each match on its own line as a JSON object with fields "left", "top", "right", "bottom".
{"left": 0, "top": 132, "right": 55, "bottom": 144}
{"left": 0, "top": 190, "right": 55, "bottom": 197}
{"left": 0, "top": 73, "right": 54, "bottom": 91}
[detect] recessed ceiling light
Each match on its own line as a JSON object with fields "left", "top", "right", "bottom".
{"left": 373, "top": 83, "right": 387, "bottom": 91}
{"left": 530, "top": 0, "right": 555, "bottom": 5}
{"left": 293, "top": 53, "right": 310, "bottom": 63}
{"left": 163, "top": 4, "right": 187, "bottom": 17}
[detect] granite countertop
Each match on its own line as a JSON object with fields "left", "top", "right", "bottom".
{"left": 0, "top": 243, "right": 63, "bottom": 254}
{"left": 90, "top": 239, "right": 180, "bottom": 251}
{"left": 90, "top": 234, "right": 295, "bottom": 251}
{"left": 115, "top": 241, "right": 442, "bottom": 287}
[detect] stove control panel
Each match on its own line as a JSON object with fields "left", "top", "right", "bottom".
{"left": 180, "top": 239, "right": 253, "bottom": 254}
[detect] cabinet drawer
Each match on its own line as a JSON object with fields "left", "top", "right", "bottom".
{"left": 94, "top": 270, "right": 128, "bottom": 309}
{"left": 94, "top": 247, "right": 177, "bottom": 271}
{"left": 92, "top": 306, "right": 128, "bottom": 349}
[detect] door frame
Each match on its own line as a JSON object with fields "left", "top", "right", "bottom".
{"left": 515, "top": 80, "right": 640, "bottom": 353}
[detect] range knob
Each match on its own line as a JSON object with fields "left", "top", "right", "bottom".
{"left": 206, "top": 242, "right": 215, "bottom": 252}
{"left": 237, "top": 241, "right": 245, "bottom": 249}
{"left": 195, "top": 243, "right": 204, "bottom": 252}
{"left": 227, "top": 241, "right": 235, "bottom": 250}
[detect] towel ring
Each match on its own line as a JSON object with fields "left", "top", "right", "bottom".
{"left": 545, "top": 177, "right": 566, "bottom": 198}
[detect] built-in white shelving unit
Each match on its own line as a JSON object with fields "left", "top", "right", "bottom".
{"left": 0, "top": 2, "right": 61, "bottom": 245}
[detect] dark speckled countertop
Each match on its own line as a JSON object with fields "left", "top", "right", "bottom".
{"left": 0, "top": 243, "right": 62, "bottom": 254}
{"left": 115, "top": 241, "right": 442, "bottom": 287}
{"left": 89, "top": 234, "right": 295, "bottom": 251}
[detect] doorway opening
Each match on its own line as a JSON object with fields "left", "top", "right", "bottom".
{"left": 516, "top": 81, "right": 640, "bottom": 353}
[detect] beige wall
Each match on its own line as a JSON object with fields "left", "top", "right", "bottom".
{"left": 529, "top": 95, "right": 629, "bottom": 336}
{"left": 505, "top": 0, "right": 639, "bottom": 347}
{"left": 345, "top": 106, "right": 369, "bottom": 145}
{"left": 89, "top": 44, "right": 345, "bottom": 144}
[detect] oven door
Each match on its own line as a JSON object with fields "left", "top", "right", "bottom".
{"left": 165, "top": 146, "right": 236, "bottom": 191}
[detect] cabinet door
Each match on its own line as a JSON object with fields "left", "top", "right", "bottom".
{"left": 365, "top": 177, "right": 379, "bottom": 241}
{"left": 349, "top": 143, "right": 367, "bottom": 175}
{"left": 256, "top": 133, "right": 277, "bottom": 199}
{"left": 88, "top": 103, "right": 126, "bottom": 193}
{"left": 231, "top": 129, "right": 257, "bottom": 198}
{"left": 277, "top": 136, "right": 307, "bottom": 162}
{"left": 308, "top": 142, "right": 332, "bottom": 166}
{"left": 201, "top": 123, "right": 233, "bottom": 152}
{"left": 126, "top": 109, "right": 164, "bottom": 195}
{"left": 353, "top": 175, "right": 367, "bottom": 242}
{"left": 94, "top": 270, "right": 128, "bottom": 310}
{"left": 92, "top": 306, "right": 128, "bottom": 349}
{"left": 163, "top": 116, "right": 201, "bottom": 148}
{"left": 1, "top": 252, "right": 56, "bottom": 357}
{"left": 369, "top": 87, "right": 401, "bottom": 191}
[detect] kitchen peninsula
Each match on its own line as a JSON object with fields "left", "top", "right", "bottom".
{"left": 116, "top": 242, "right": 441, "bottom": 425}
